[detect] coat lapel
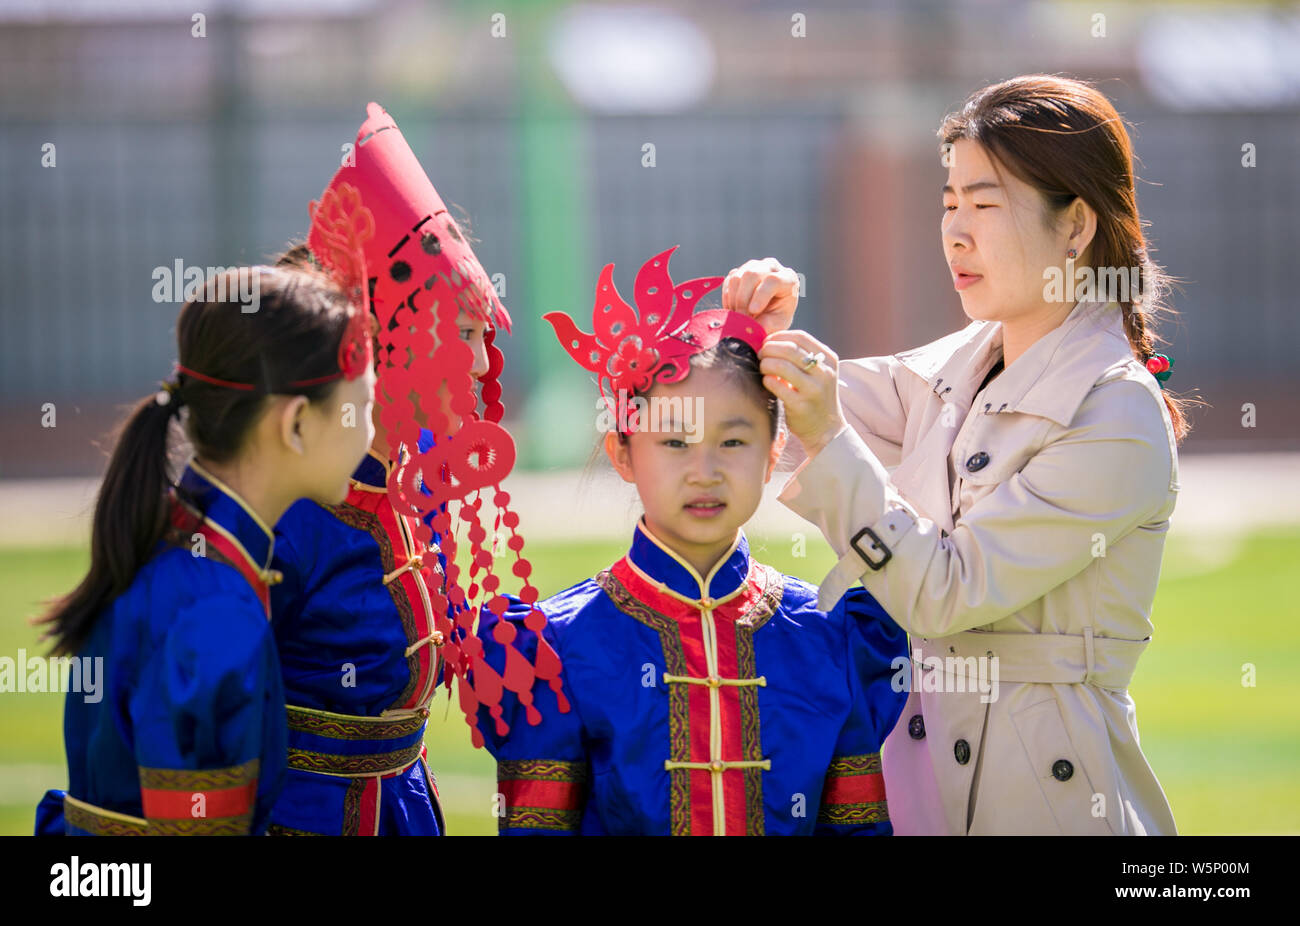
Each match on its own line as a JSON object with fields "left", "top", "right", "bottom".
{"left": 888, "top": 320, "right": 1003, "bottom": 531}
{"left": 977, "top": 300, "right": 1127, "bottom": 426}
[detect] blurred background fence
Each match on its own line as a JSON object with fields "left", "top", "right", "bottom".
{"left": 2, "top": 0, "right": 1298, "bottom": 476}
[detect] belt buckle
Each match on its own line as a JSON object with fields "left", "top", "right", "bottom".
{"left": 850, "top": 526, "right": 892, "bottom": 570}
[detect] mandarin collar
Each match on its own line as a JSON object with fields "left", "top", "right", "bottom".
{"left": 179, "top": 461, "right": 275, "bottom": 571}
{"left": 352, "top": 449, "right": 391, "bottom": 488}
{"left": 354, "top": 428, "right": 438, "bottom": 489}
{"left": 626, "top": 519, "right": 750, "bottom": 602}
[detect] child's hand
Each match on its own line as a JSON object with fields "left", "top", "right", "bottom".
{"left": 721, "top": 258, "right": 800, "bottom": 335}
{"left": 759, "top": 330, "right": 847, "bottom": 459}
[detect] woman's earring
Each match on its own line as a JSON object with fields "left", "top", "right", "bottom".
{"left": 1066, "top": 248, "right": 1078, "bottom": 259}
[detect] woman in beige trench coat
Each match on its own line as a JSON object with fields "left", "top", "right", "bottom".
{"left": 755, "top": 76, "right": 1189, "bottom": 835}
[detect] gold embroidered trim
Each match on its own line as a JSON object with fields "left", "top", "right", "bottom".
{"left": 63, "top": 794, "right": 147, "bottom": 836}
{"left": 595, "top": 568, "right": 692, "bottom": 836}
{"left": 503, "top": 807, "right": 584, "bottom": 831}
{"left": 266, "top": 823, "right": 326, "bottom": 836}
{"left": 816, "top": 800, "right": 890, "bottom": 825}
{"left": 596, "top": 562, "right": 785, "bottom": 837}
{"left": 737, "top": 564, "right": 783, "bottom": 836}
{"left": 137, "top": 758, "right": 259, "bottom": 791}
{"left": 286, "top": 704, "right": 428, "bottom": 741}
{"left": 342, "top": 777, "right": 366, "bottom": 836}
{"left": 287, "top": 743, "right": 423, "bottom": 777}
{"left": 827, "top": 753, "right": 883, "bottom": 777}
{"left": 498, "top": 759, "right": 590, "bottom": 783}
{"left": 146, "top": 814, "right": 254, "bottom": 836}
{"left": 326, "top": 500, "right": 422, "bottom": 709}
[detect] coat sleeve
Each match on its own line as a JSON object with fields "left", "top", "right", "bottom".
{"left": 128, "top": 592, "right": 286, "bottom": 835}
{"left": 476, "top": 596, "right": 589, "bottom": 836}
{"left": 815, "top": 586, "right": 909, "bottom": 835}
{"left": 781, "top": 376, "right": 1175, "bottom": 634}
{"left": 834, "top": 354, "right": 912, "bottom": 470}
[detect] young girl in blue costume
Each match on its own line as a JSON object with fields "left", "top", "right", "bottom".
{"left": 264, "top": 105, "right": 801, "bottom": 836}
{"left": 263, "top": 103, "right": 539, "bottom": 836}
{"left": 35, "top": 265, "right": 376, "bottom": 835}
{"left": 476, "top": 249, "right": 909, "bottom": 835}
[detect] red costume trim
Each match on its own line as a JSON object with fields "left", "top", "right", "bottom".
{"left": 497, "top": 759, "right": 589, "bottom": 832}
{"left": 327, "top": 483, "right": 440, "bottom": 713}
{"left": 595, "top": 559, "right": 783, "bottom": 836}
{"left": 817, "top": 752, "right": 889, "bottom": 825}
{"left": 357, "top": 778, "right": 381, "bottom": 836}
{"left": 135, "top": 759, "right": 259, "bottom": 834}
{"left": 168, "top": 498, "right": 272, "bottom": 618}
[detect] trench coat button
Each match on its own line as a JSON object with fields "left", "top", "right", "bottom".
{"left": 908, "top": 714, "right": 926, "bottom": 740}
{"left": 1052, "top": 759, "right": 1074, "bottom": 782}
{"left": 966, "top": 451, "right": 990, "bottom": 472}
{"left": 954, "top": 739, "right": 971, "bottom": 765}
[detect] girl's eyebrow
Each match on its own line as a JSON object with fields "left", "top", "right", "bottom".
{"left": 719, "top": 417, "right": 756, "bottom": 429}
{"left": 941, "top": 180, "right": 1002, "bottom": 195}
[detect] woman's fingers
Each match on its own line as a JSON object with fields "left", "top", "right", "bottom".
{"left": 722, "top": 260, "right": 762, "bottom": 312}
{"left": 721, "top": 258, "right": 799, "bottom": 333}
{"left": 760, "top": 331, "right": 839, "bottom": 370}
{"left": 721, "top": 270, "right": 742, "bottom": 313}
{"left": 760, "top": 352, "right": 826, "bottom": 383}
{"left": 758, "top": 330, "right": 846, "bottom": 457}
{"left": 762, "top": 373, "right": 798, "bottom": 401}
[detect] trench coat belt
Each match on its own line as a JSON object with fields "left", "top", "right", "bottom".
{"left": 915, "top": 628, "right": 1150, "bottom": 690}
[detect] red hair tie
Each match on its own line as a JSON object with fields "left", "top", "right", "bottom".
{"left": 174, "top": 364, "right": 345, "bottom": 393}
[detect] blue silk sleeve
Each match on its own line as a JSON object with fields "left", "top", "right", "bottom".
{"left": 128, "top": 593, "right": 287, "bottom": 835}
{"left": 815, "top": 586, "right": 908, "bottom": 836}
{"left": 476, "top": 595, "right": 589, "bottom": 836}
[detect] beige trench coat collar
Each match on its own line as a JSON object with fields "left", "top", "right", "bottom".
{"left": 896, "top": 299, "right": 1129, "bottom": 427}
{"left": 878, "top": 300, "right": 1129, "bottom": 539}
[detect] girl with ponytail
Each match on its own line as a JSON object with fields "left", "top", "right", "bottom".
{"left": 35, "top": 264, "right": 376, "bottom": 835}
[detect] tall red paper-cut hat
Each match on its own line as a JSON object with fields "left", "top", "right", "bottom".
{"left": 308, "top": 102, "right": 567, "bottom": 747}
{"left": 544, "top": 246, "right": 767, "bottom": 428}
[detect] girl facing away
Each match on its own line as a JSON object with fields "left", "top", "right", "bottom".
{"left": 35, "top": 264, "right": 376, "bottom": 835}
{"left": 475, "top": 249, "right": 909, "bottom": 835}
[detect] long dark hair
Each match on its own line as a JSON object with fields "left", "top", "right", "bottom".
{"left": 40, "top": 266, "right": 353, "bottom": 655}
{"left": 939, "top": 74, "right": 1190, "bottom": 441}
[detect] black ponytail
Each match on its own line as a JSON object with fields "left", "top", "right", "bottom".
{"left": 39, "top": 266, "right": 352, "bottom": 656}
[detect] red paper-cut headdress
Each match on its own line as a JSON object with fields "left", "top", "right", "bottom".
{"left": 309, "top": 102, "right": 567, "bottom": 747}
{"left": 306, "top": 182, "right": 377, "bottom": 382}
{"left": 544, "top": 246, "right": 767, "bottom": 425}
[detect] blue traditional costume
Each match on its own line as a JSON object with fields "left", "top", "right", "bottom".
{"left": 263, "top": 102, "right": 560, "bottom": 834}
{"left": 478, "top": 522, "right": 908, "bottom": 835}
{"left": 475, "top": 248, "right": 909, "bottom": 835}
{"left": 36, "top": 463, "right": 288, "bottom": 835}
{"left": 267, "top": 446, "right": 449, "bottom": 836}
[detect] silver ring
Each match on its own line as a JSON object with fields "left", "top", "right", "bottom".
{"left": 801, "top": 350, "right": 825, "bottom": 372}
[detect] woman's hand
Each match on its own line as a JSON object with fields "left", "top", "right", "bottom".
{"left": 759, "top": 330, "right": 847, "bottom": 458}
{"left": 721, "top": 258, "right": 800, "bottom": 335}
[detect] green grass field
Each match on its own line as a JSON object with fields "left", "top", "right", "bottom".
{"left": 1, "top": 529, "right": 1296, "bottom": 835}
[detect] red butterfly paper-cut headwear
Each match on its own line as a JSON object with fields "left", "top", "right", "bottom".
{"left": 544, "top": 246, "right": 766, "bottom": 424}
{"left": 307, "top": 103, "right": 566, "bottom": 748}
